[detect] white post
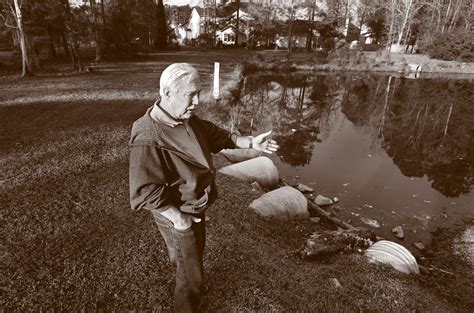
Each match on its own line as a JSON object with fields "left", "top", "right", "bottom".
{"left": 213, "top": 62, "right": 220, "bottom": 100}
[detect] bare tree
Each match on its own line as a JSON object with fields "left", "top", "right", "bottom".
{"left": 4, "top": 0, "right": 34, "bottom": 76}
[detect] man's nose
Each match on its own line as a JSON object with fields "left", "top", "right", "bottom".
{"left": 192, "top": 94, "right": 199, "bottom": 105}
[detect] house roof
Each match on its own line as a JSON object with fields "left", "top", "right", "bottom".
{"left": 192, "top": 6, "right": 204, "bottom": 16}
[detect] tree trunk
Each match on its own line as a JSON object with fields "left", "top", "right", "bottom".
{"left": 387, "top": 0, "right": 395, "bottom": 51}
{"left": 13, "top": 0, "right": 33, "bottom": 77}
{"left": 307, "top": 1, "right": 316, "bottom": 51}
{"left": 155, "top": 0, "right": 167, "bottom": 49}
{"left": 397, "top": 0, "right": 412, "bottom": 46}
{"left": 60, "top": 28, "right": 70, "bottom": 58}
{"left": 288, "top": 1, "right": 294, "bottom": 55}
{"left": 234, "top": 0, "right": 240, "bottom": 47}
{"left": 61, "top": 0, "right": 83, "bottom": 71}
{"left": 448, "top": 0, "right": 462, "bottom": 31}
{"left": 47, "top": 23, "right": 57, "bottom": 59}
{"left": 441, "top": 0, "right": 452, "bottom": 33}
{"left": 90, "top": 0, "right": 103, "bottom": 61}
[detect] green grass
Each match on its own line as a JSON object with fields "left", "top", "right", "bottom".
{"left": 1, "top": 53, "right": 472, "bottom": 311}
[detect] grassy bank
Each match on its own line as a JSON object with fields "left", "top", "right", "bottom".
{"left": 1, "top": 53, "right": 473, "bottom": 311}
{"left": 245, "top": 50, "right": 474, "bottom": 76}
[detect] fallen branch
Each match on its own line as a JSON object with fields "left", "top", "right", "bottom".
{"left": 430, "top": 265, "right": 454, "bottom": 276}
{"left": 280, "top": 179, "right": 355, "bottom": 230}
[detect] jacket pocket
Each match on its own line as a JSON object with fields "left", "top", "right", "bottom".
{"left": 180, "top": 190, "right": 209, "bottom": 214}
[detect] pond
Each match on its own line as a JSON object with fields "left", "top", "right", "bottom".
{"left": 226, "top": 72, "right": 474, "bottom": 244}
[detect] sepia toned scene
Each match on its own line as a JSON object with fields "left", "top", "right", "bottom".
{"left": 1, "top": 0, "right": 473, "bottom": 311}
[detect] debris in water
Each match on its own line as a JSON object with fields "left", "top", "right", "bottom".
{"left": 333, "top": 197, "right": 340, "bottom": 203}
{"left": 315, "top": 195, "right": 333, "bottom": 206}
{"left": 423, "top": 200, "right": 432, "bottom": 203}
{"left": 296, "top": 183, "right": 313, "bottom": 193}
{"left": 343, "top": 183, "right": 350, "bottom": 187}
{"left": 310, "top": 217, "right": 321, "bottom": 224}
{"left": 360, "top": 217, "right": 381, "bottom": 228}
{"left": 392, "top": 226, "right": 404, "bottom": 239}
{"left": 412, "top": 242, "right": 425, "bottom": 250}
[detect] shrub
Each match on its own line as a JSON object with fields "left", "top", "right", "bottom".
{"left": 423, "top": 32, "right": 474, "bottom": 62}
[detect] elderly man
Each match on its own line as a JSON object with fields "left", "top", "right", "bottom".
{"left": 129, "top": 63, "right": 278, "bottom": 312}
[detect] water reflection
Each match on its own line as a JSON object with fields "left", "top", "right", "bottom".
{"left": 230, "top": 73, "right": 473, "bottom": 199}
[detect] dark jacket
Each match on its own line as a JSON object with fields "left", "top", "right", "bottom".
{"left": 129, "top": 107, "right": 236, "bottom": 214}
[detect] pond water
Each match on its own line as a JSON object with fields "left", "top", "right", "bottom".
{"left": 227, "top": 72, "right": 474, "bottom": 244}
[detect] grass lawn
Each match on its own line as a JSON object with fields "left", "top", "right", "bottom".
{"left": 1, "top": 51, "right": 473, "bottom": 311}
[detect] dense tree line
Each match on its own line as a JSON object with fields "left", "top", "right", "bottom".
{"left": 1, "top": 0, "right": 472, "bottom": 76}
{"left": 0, "top": 0, "right": 168, "bottom": 76}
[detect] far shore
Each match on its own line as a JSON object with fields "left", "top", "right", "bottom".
{"left": 1, "top": 48, "right": 473, "bottom": 78}
{"left": 244, "top": 50, "right": 474, "bottom": 77}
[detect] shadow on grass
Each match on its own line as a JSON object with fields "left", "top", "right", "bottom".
{"left": 0, "top": 100, "right": 150, "bottom": 152}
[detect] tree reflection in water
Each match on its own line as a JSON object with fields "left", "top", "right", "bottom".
{"left": 225, "top": 73, "right": 473, "bottom": 198}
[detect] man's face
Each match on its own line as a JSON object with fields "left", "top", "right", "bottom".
{"left": 166, "top": 71, "right": 202, "bottom": 120}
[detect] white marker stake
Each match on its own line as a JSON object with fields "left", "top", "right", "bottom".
{"left": 213, "top": 62, "right": 220, "bottom": 100}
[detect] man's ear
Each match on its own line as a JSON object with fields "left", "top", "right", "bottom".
{"left": 163, "top": 87, "right": 171, "bottom": 98}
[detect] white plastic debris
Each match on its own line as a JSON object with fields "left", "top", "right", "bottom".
{"left": 365, "top": 240, "right": 420, "bottom": 274}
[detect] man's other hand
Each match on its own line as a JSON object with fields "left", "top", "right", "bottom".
{"left": 253, "top": 130, "right": 280, "bottom": 154}
{"left": 161, "top": 207, "right": 201, "bottom": 230}
{"left": 173, "top": 213, "right": 201, "bottom": 230}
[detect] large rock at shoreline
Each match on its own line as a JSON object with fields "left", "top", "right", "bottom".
{"left": 218, "top": 156, "right": 279, "bottom": 188}
{"left": 249, "top": 186, "right": 309, "bottom": 219}
{"left": 220, "top": 148, "right": 262, "bottom": 163}
{"left": 453, "top": 226, "right": 474, "bottom": 268}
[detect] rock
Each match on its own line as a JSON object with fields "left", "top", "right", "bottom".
{"left": 330, "top": 278, "right": 342, "bottom": 288}
{"left": 333, "top": 197, "right": 340, "bottom": 203}
{"left": 310, "top": 217, "right": 321, "bottom": 224}
{"left": 412, "top": 242, "right": 425, "bottom": 250}
{"left": 453, "top": 225, "right": 474, "bottom": 268}
{"left": 249, "top": 186, "right": 309, "bottom": 220}
{"left": 296, "top": 183, "right": 313, "bottom": 193}
{"left": 360, "top": 217, "right": 380, "bottom": 228}
{"left": 392, "top": 226, "right": 404, "bottom": 239}
{"left": 365, "top": 240, "right": 420, "bottom": 274}
{"left": 220, "top": 148, "right": 261, "bottom": 163}
{"left": 315, "top": 195, "right": 333, "bottom": 206}
{"left": 219, "top": 156, "right": 279, "bottom": 188}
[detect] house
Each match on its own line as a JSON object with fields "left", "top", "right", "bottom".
{"left": 69, "top": 0, "right": 88, "bottom": 7}
{"left": 216, "top": 25, "right": 246, "bottom": 46}
{"left": 188, "top": 7, "right": 205, "bottom": 39}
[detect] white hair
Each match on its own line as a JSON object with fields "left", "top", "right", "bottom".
{"left": 159, "top": 63, "right": 199, "bottom": 97}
